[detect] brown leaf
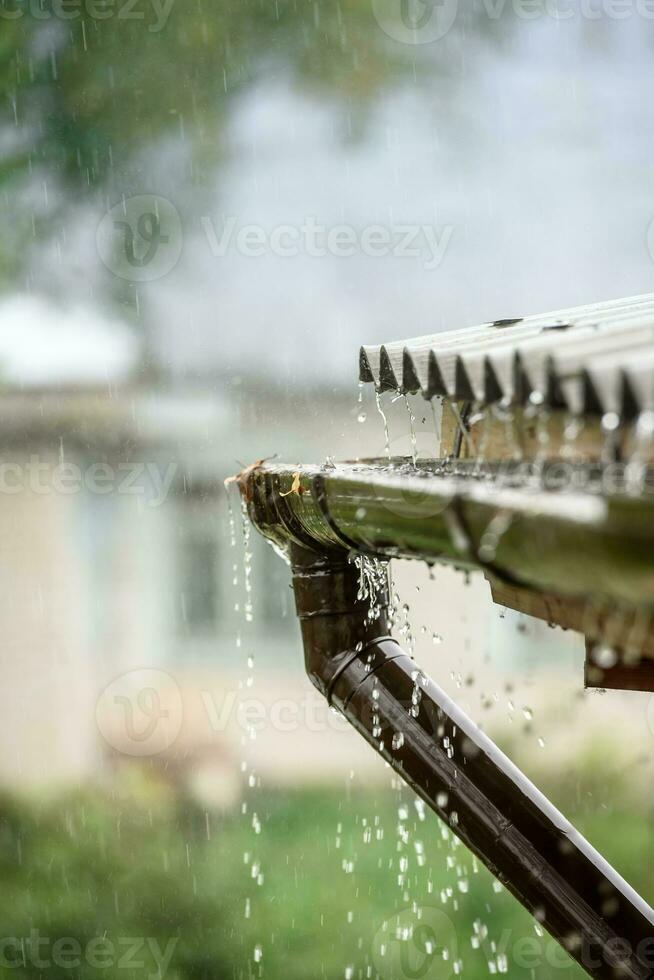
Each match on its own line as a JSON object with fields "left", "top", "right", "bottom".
{"left": 224, "top": 456, "right": 275, "bottom": 502}
{"left": 280, "top": 472, "right": 305, "bottom": 497}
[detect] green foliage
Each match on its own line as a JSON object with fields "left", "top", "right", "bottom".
{"left": 0, "top": 0, "right": 431, "bottom": 289}
{"left": 0, "top": 0, "right": 420, "bottom": 195}
{"left": 1, "top": 776, "right": 650, "bottom": 979}
{"left": 0, "top": 0, "right": 510, "bottom": 293}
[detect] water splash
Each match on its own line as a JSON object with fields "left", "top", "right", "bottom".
{"left": 351, "top": 553, "right": 388, "bottom": 622}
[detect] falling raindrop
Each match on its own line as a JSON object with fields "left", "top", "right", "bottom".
{"left": 240, "top": 498, "right": 254, "bottom": 623}
{"left": 431, "top": 396, "right": 443, "bottom": 454}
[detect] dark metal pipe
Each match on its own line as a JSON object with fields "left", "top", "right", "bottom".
{"left": 288, "top": 542, "right": 654, "bottom": 980}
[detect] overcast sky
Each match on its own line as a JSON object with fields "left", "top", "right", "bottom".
{"left": 4, "top": 13, "right": 653, "bottom": 390}
{"left": 146, "top": 15, "right": 654, "bottom": 387}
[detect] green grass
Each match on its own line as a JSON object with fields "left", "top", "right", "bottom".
{"left": 0, "top": 774, "right": 651, "bottom": 979}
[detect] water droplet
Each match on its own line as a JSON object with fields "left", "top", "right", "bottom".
{"left": 392, "top": 732, "right": 405, "bottom": 750}
{"left": 601, "top": 412, "right": 620, "bottom": 433}
{"left": 592, "top": 643, "right": 618, "bottom": 669}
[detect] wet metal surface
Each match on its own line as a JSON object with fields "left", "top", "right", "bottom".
{"left": 360, "top": 292, "right": 654, "bottom": 416}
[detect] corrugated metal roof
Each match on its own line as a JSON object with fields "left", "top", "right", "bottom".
{"left": 359, "top": 293, "right": 654, "bottom": 417}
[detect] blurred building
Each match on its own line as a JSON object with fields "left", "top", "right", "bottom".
{"left": 0, "top": 298, "right": 641, "bottom": 808}
{"left": 0, "top": 302, "right": 399, "bottom": 799}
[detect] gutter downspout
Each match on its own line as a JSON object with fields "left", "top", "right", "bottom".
{"left": 240, "top": 471, "right": 654, "bottom": 980}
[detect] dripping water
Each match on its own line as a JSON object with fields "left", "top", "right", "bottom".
{"left": 431, "top": 396, "right": 443, "bottom": 457}
{"left": 600, "top": 411, "right": 621, "bottom": 466}
{"left": 226, "top": 486, "right": 265, "bottom": 968}
{"left": 403, "top": 394, "right": 417, "bottom": 467}
{"left": 375, "top": 389, "right": 391, "bottom": 459}
{"left": 240, "top": 497, "right": 254, "bottom": 623}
